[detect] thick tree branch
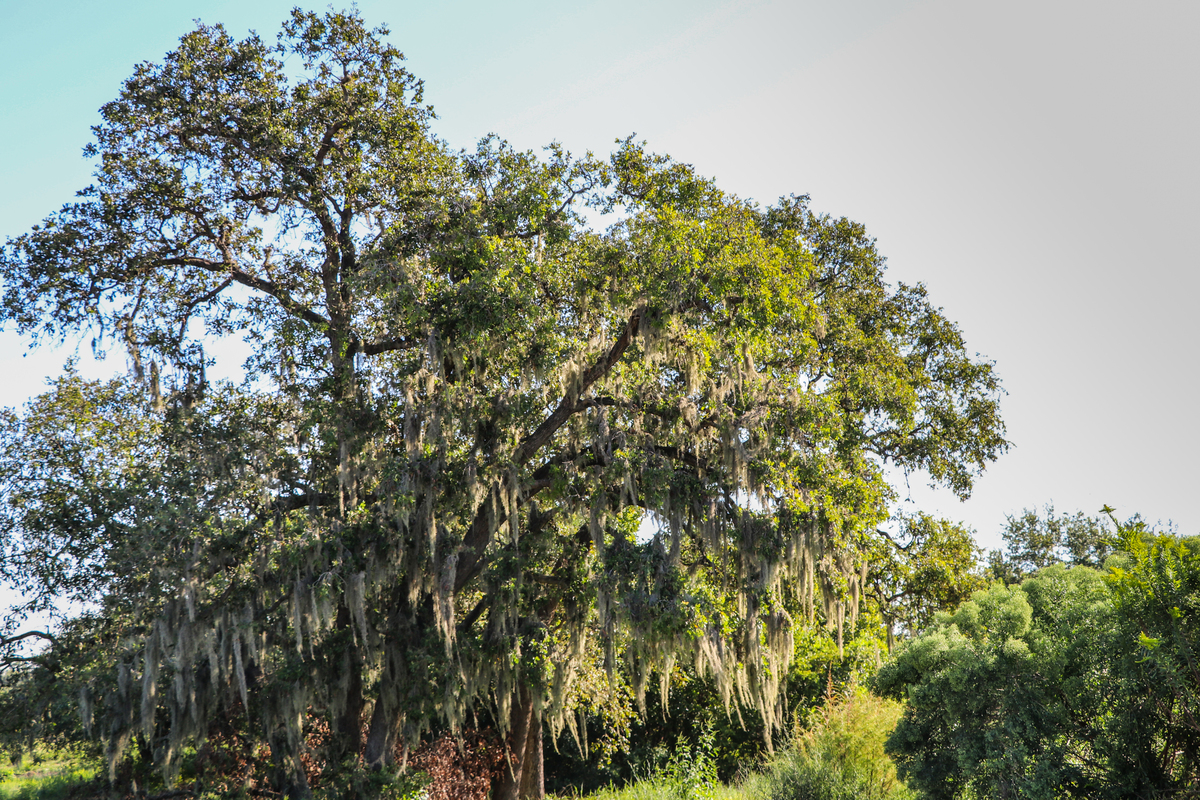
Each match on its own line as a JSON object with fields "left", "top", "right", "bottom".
{"left": 314, "top": 121, "right": 350, "bottom": 167}
{"left": 360, "top": 336, "right": 416, "bottom": 357}
{"left": 652, "top": 444, "right": 709, "bottom": 473}
{"left": 269, "top": 491, "right": 339, "bottom": 514}
{"left": 453, "top": 478, "right": 558, "bottom": 594}
{"left": 164, "top": 256, "right": 330, "bottom": 329}
{"left": 513, "top": 308, "right": 643, "bottom": 467}
{"left": 454, "top": 311, "right": 643, "bottom": 593}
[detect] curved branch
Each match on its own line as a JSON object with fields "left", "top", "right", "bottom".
{"left": 164, "top": 256, "right": 330, "bottom": 329}
{"left": 1, "top": 630, "right": 58, "bottom": 648}
{"left": 360, "top": 336, "right": 417, "bottom": 357}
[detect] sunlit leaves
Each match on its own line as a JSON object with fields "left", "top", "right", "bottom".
{"left": 0, "top": 7, "right": 1009, "bottom": 792}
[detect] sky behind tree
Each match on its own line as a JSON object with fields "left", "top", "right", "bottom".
{"left": 2, "top": 0, "right": 1197, "bottom": 554}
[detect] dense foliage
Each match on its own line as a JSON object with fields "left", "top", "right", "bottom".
{"left": 1107, "top": 513, "right": 1200, "bottom": 789}
{"left": 876, "top": 515, "right": 1200, "bottom": 799}
{"left": 0, "top": 9, "right": 1006, "bottom": 798}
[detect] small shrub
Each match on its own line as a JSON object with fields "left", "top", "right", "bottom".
{"left": 746, "top": 689, "right": 912, "bottom": 800}
{"left": 311, "top": 762, "right": 428, "bottom": 800}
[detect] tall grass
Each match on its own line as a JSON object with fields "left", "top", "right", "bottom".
{"left": 743, "top": 689, "right": 913, "bottom": 800}
{"left": 581, "top": 780, "right": 747, "bottom": 800}
{"left": 567, "top": 726, "right": 748, "bottom": 800}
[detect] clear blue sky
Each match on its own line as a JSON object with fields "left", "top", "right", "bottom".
{"left": 2, "top": 0, "right": 1198, "bottom": 557}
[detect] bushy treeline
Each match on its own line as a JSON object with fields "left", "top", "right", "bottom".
{"left": 878, "top": 513, "right": 1200, "bottom": 798}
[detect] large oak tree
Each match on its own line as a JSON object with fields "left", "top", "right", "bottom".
{"left": 0, "top": 10, "right": 1005, "bottom": 798}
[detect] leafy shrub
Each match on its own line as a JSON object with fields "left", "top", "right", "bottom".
{"left": 878, "top": 531, "right": 1200, "bottom": 800}
{"left": 659, "top": 727, "right": 721, "bottom": 799}
{"left": 310, "top": 764, "right": 428, "bottom": 800}
{"left": 745, "top": 689, "right": 912, "bottom": 800}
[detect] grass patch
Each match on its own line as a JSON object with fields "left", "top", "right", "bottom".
{"left": 0, "top": 749, "right": 97, "bottom": 800}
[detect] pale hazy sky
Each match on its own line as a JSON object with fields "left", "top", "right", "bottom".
{"left": 1, "top": 0, "right": 1197, "bottom": 556}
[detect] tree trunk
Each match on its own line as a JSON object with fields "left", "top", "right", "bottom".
{"left": 269, "top": 726, "right": 312, "bottom": 799}
{"left": 287, "top": 763, "right": 312, "bottom": 800}
{"left": 333, "top": 604, "right": 364, "bottom": 763}
{"left": 519, "top": 704, "right": 544, "bottom": 800}
{"left": 495, "top": 686, "right": 545, "bottom": 800}
{"left": 363, "top": 696, "right": 396, "bottom": 769}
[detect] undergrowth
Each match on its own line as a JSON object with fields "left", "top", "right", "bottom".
{"left": 571, "top": 725, "right": 744, "bottom": 800}
{"left": 742, "top": 688, "right": 913, "bottom": 800}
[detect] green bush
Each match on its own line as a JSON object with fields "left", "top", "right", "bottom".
{"left": 745, "top": 689, "right": 912, "bottom": 800}
{"left": 877, "top": 531, "right": 1200, "bottom": 800}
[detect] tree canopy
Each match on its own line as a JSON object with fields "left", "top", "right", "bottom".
{"left": 984, "top": 504, "right": 1114, "bottom": 583}
{"left": 0, "top": 9, "right": 1006, "bottom": 798}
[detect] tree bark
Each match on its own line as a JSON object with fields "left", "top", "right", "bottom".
{"left": 332, "top": 604, "right": 364, "bottom": 762}
{"left": 519, "top": 704, "right": 544, "bottom": 800}
{"left": 495, "top": 686, "right": 544, "bottom": 800}
{"left": 363, "top": 696, "right": 395, "bottom": 769}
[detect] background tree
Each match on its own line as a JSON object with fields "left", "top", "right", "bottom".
{"left": 0, "top": 9, "right": 1006, "bottom": 798}
{"left": 867, "top": 513, "right": 985, "bottom": 649}
{"left": 985, "top": 504, "right": 1113, "bottom": 583}
{"left": 878, "top": 527, "right": 1200, "bottom": 799}
{"left": 1106, "top": 509, "right": 1200, "bottom": 788}
{"left": 876, "top": 569, "right": 1119, "bottom": 798}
